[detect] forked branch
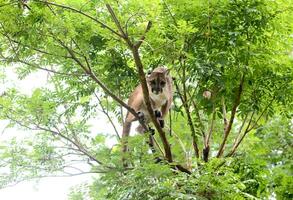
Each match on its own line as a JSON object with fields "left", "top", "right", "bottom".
{"left": 217, "top": 75, "right": 245, "bottom": 157}
{"left": 227, "top": 97, "right": 275, "bottom": 157}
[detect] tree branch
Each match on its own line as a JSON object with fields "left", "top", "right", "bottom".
{"left": 246, "top": 97, "right": 275, "bottom": 132}
{"left": 217, "top": 75, "right": 245, "bottom": 157}
{"left": 16, "top": 59, "right": 82, "bottom": 77}
{"left": 227, "top": 97, "right": 275, "bottom": 157}
{"left": 131, "top": 47, "right": 173, "bottom": 162}
{"left": 51, "top": 35, "right": 140, "bottom": 121}
{"left": 230, "top": 111, "right": 251, "bottom": 150}
{"left": 2, "top": 37, "right": 71, "bottom": 59}
{"left": 134, "top": 21, "right": 152, "bottom": 48}
{"left": 203, "top": 104, "right": 216, "bottom": 162}
{"left": 4, "top": 114, "right": 108, "bottom": 167}
{"left": 35, "top": 0, "right": 123, "bottom": 38}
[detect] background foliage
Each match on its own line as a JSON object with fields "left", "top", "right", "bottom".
{"left": 0, "top": 0, "right": 292, "bottom": 199}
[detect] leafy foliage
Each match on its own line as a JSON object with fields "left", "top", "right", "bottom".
{"left": 0, "top": 0, "right": 292, "bottom": 199}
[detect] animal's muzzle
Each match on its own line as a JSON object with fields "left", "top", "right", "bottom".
{"left": 151, "top": 88, "right": 162, "bottom": 95}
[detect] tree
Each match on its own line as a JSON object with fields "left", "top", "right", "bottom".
{"left": 0, "top": 0, "right": 292, "bottom": 199}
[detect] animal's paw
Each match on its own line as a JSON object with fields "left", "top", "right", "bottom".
{"left": 154, "top": 157, "right": 163, "bottom": 163}
{"left": 137, "top": 111, "right": 145, "bottom": 122}
{"left": 154, "top": 110, "right": 162, "bottom": 118}
{"left": 149, "top": 127, "right": 155, "bottom": 135}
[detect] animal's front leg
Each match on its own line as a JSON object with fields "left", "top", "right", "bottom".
{"left": 154, "top": 110, "right": 164, "bottom": 128}
{"left": 135, "top": 111, "right": 147, "bottom": 133}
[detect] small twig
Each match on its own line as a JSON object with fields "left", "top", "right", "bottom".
{"left": 134, "top": 21, "right": 152, "bottom": 48}
{"left": 16, "top": 59, "right": 83, "bottom": 77}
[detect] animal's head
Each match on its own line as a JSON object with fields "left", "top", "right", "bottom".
{"left": 147, "top": 67, "right": 170, "bottom": 95}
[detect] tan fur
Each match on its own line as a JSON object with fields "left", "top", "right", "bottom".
{"left": 122, "top": 66, "right": 173, "bottom": 152}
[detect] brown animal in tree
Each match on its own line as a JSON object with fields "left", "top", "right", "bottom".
{"left": 122, "top": 66, "right": 173, "bottom": 152}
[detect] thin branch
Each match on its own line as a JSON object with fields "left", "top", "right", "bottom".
{"left": 51, "top": 34, "right": 140, "bottom": 121}
{"left": 94, "top": 92, "right": 120, "bottom": 140}
{"left": 35, "top": 0, "right": 123, "bottom": 38}
{"left": 5, "top": 113, "right": 108, "bottom": 168}
{"left": 203, "top": 104, "right": 216, "bottom": 162}
{"left": 206, "top": 104, "right": 216, "bottom": 147}
{"left": 246, "top": 97, "right": 275, "bottom": 132}
{"left": 0, "top": 27, "right": 82, "bottom": 78}
{"left": 105, "top": 4, "right": 127, "bottom": 38}
{"left": 134, "top": 21, "right": 152, "bottom": 48}
{"left": 16, "top": 59, "right": 83, "bottom": 77}
{"left": 118, "top": 85, "right": 124, "bottom": 125}
{"left": 1, "top": 171, "right": 106, "bottom": 189}
{"left": 124, "top": 11, "right": 144, "bottom": 36}
{"left": 231, "top": 112, "right": 251, "bottom": 149}
{"left": 217, "top": 75, "right": 245, "bottom": 157}
{"left": 166, "top": 125, "right": 189, "bottom": 165}
{"left": 4, "top": 37, "right": 71, "bottom": 59}
{"left": 226, "top": 112, "right": 254, "bottom": 157}
{"left": 34, "top": 124, "right": 107, "bottom": 166}
{"left": 227, "top": 97, "right": 275, "bottom": 157}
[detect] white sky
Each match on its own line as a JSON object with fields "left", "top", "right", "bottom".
{"left": 0, "top": 68, "right": 120, "bottom": 199}
{"left": 0, "top": 176, "right": 92, "bottom": 200}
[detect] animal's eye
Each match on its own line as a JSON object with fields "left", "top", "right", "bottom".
{"left": 150, "top": 81, "right": 156, "bottom": 85}
{"left": 160, "top": 81, "right": 166, "bottom": 85}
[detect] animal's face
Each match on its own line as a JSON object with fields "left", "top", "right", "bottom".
{"left": 147, "top": 67, "right": 169, "bottom": 95}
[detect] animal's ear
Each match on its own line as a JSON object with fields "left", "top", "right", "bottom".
{"left": 146, "top": 71, "right": 152, "bottom": 80}
{"left": 146, "top": 70, "right": 152, "bottom": 78}
{"left": 164, "top": 68, "right": 170, "bottom": 75}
